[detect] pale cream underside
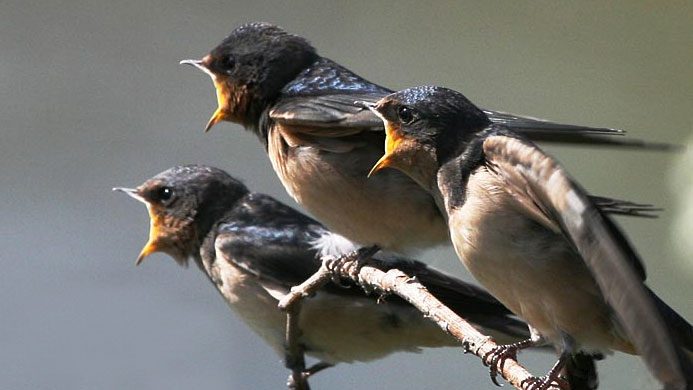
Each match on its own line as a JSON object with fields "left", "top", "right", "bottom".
{"left": 201, "top": 243, "right": 456, "bottom": 364}
{"left": 266, "top": 124, "right": 447, "bottom": 253}
{"left": 446, "top": 166, "right": 633, "bottom": 354}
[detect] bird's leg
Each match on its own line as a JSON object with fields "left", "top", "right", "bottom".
{"left": 483, "top": 326, "right": 544, "bottom": 386}
{"left": 563, "top": 352, "right": 602, "bottom": 390}
{"left": 279, "top": 246, "right": 379, "bottom": 389}
{"left": 325, "top": 245, "right": 380, "bottom": 284}
{"left": 284, "top": 300, "right": 310, "bottom": 390}
{"left": 520, "top": 334, "right": 575, "bottom": 390}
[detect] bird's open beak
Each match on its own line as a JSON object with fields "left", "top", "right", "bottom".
{"left": 180, "top": 57, "right": 227, "bottom": 133}
{"left": 363, "top": 100, "right": 404, "bottom": 177}
{"left": 368, "top": 123, "right": 404, "bottom": 177}
{"left": 114, "top": 187, "right": 159, "bottom": 265}
{"left": 357, "top": 100, "right": 402, "bottom": 177}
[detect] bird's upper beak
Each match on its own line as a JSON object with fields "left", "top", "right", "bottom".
{"left": 113, "top": 187, "right": 146, "bottom": 203}
{"left": 113, "top": 186, "right": 160, "bottom": 265}
{"left": 179, "top": 58, "right": 215, "bottom": 78}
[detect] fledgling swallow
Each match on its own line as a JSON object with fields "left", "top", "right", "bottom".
{"left": 115, "top": 164, "right": 557, "bottom": 385}
{"left": 367, "top": 86, "right": 693, "bottom": 389}
{"left": 180, "top": 22, "right": 664, "bottom": 254}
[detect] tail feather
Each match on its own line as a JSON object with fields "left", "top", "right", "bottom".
{"left": 650, "top": 289, "right": 693, "bottom": 387}
{"left": 565, "top": 353, "right": 603, "bottom": 390}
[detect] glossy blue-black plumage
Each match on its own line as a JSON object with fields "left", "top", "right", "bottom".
{"left": 283, "top": 57, "right": 391, "bottom": 97}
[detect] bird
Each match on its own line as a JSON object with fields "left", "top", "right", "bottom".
{"left": 365, "top": 85, "right": 693, "bottom": 389}
{"left": 179, "top": 22, "right": 664, "bottom": 255}
{"left": 114, "top": 164, "right": 554, "bottom": 386}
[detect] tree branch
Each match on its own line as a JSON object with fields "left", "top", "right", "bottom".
{"left": 279, "top": 256, "right": 565, "bottom": 390}
{"left": 284, "top": 300, "right": 310, "bottom": 390}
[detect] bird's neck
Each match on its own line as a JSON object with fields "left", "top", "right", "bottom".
{"left": 435, "top": 135, "right": 487, "bottom": 212}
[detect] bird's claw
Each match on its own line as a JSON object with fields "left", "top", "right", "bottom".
{"left": 521, "top": 374, "right": 569, "bottom": 390}
{"left": 483, "top": 344, "right": 520, "bottom": 386}
{"left": 323, "top": 246, "right": 379, "bottom": 286}
{"left": 324, "top": 253, "right": 358, "bottom": 287}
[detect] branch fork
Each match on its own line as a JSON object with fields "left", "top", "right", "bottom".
{"left": 278, "top": 251, "right": 565, "bottom": 390}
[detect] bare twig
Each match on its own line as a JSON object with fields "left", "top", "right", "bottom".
{"left": 277, "top": 243, "right": 564, "bottom": 389}
{"left": 278, "top": 264, "right": 331, "bottom": 312}
{"left": 279, "top": 247, "right": 379, "bottom": 390}
{"left": 355, "top": 264, "right": 557, "bottom": 389}
{"left": 278, "top": 246, "right": 380, "bottom": 311}
{"left": 280, "top": 254, "right": 565, "bottom": 390}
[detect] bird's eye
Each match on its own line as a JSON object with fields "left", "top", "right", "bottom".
{"left": 152, "top": 186, "right": 174, "bottom": 204}
{"left": 223, "top": 56, "right": 236, "bottom": 74}
{"left": 397, "top": 106, "right": 415, "bottom": 124}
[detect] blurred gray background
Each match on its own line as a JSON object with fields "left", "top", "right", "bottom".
{"left": 1, "top": 1, "right": 691, "bottom": 389}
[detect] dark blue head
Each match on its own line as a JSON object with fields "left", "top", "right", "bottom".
{"left": 181, "top": 22, "right": 319, "bottom": 130}
{"left": 115, "top": 165, "right": 249, "bottom": 266}
{"left": 368, "top": 86, "right": 490, "bottom": 188}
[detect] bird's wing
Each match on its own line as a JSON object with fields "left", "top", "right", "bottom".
{"left": 589, "top": 196, "right": 660, "bottom": 218}
{"left": 484, "top": 110, "right": 675, "bottom": 150}
{"left": 213, "top": 192, "right": 532, "bottom": 338}
{"left": 270, "top": 95, "right": 673, "bottom": 150}
{"left": 485, "top": 109, "right": 622, "bottom": 135}
{"left": 214, "top": 222, "right": 327, "bottom": 290}
{"left": 269, "top": 93, "right": 387, "bottom": 133}
{"left": 482, "top": 134, "right": 689, "bottom": 387}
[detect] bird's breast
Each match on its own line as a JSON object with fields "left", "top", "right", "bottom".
{"left": 445, "top": 169, "right": 629, "bottom": 352}
{"left": 266, "top": 124, "right": 448, "bottom": 252}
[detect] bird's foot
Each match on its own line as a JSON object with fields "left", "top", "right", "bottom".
{"left": 520, "top": 375, "right": 569, "bottom": 390}
{"left": 483, "top": 339, "right": 535, "bottom": 386}
{"left": 286, "top": 372, "right": 309, "bottom": 390}
{"left": 520, "top": 352, "right": 571, "bottom": 390}
{"left": 304, "top": 362, "right": 333, "bottom": 378}
{"left": 324, "top": 245, "right": 379, "bottom": 285}
{"left": 285, "top": 362, "right": 333, "bottom": 390}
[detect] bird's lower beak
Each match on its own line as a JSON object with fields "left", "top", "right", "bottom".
{"left": 136, "top": 239, "right": 159, "bottom": 266}
{"left": 136, "top": 214, "right": 165, "bottom": 266}
{"left": 368, "top": 123, "right": 404, "bottom": 177}
{"left": 205, "top": 107, "right": 225, "bottom": 132}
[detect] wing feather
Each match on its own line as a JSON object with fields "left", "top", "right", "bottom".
{"left": 482, "top": 135, "right": 688, "bottom": 387}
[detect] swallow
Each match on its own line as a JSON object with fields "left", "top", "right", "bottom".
{"left": 366, "top": 85, "right": 693, "bottom": 389}
{"left": 180, "top": 22, "right": 665, "bottom": 254}
{"left": 114, "top": 164, "right": 560, "bottom": 385}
